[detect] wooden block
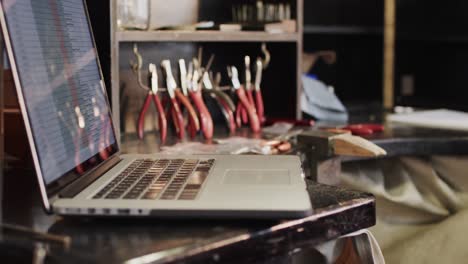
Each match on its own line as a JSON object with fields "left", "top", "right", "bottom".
{"left": 150, "top": 0, "right": 199, "bottom": 29}
{"left": 298, "top": 130, "right": 387, "bottom": 158}
{"left": 265, "top": 19, "right": 297, "bottom": 33}
{"left": 332, "top": 134, "right": 387, "bottom": 157}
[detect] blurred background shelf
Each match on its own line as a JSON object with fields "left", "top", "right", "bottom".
{"left": 116, "top": 30, "right": 300, "bottom": 43}
{"left": 87, "top": 0, "right": 468, "bottom": 143}
{"left": 303, "top": 25, "right": 382, "bottom": 35}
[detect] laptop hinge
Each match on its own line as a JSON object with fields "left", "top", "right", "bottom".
{"left": 59, "top": 155, "right": 122, "bottom": 198}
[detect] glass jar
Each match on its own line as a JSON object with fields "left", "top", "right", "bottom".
{"left": 117, "top": 0, "right": 150, "bottom": 30}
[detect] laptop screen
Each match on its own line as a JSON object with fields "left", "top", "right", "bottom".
{"left": 1, "top": 0, "right": 118, "bottom": 190}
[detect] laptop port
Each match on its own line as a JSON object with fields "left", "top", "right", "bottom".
{"left": 88, "top": 208, "right": 96, "bottom": 214}
{"left": 117, "top": 209, "right": 130, "bottom": 215}
{"left": 103, "top": 208, "right": 111, "bottom": 214}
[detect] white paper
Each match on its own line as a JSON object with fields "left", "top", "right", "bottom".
{"left": 387, "top": 109, "right": 468, "bottom": 131}
{"left": 301, "top": 75, "right": 348, "bottom": 121}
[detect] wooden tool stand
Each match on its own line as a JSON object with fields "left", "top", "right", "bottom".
{"left": 110, "top": 0, "right": 304, "bottom": 142}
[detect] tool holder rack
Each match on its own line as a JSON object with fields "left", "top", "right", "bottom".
{"left": 110, "top": 0, "right": 304, "bottom": 142}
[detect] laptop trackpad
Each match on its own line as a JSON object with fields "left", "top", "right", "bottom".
{"left": 223, "top": 170, "right": 291, "bottom": 185}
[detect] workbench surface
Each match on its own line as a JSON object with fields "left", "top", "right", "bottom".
{"left": 1, "top": 168, "right": 374, "bottom": 263}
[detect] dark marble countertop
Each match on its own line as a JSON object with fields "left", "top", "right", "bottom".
{"left": 320, "top": 107, "right": 468, "bottom": 160}
{"left": 1, "top": 168, "right": 375, "bottom": 264}
{"left": 362, "top": 123, "right": 468, "bottom": 157}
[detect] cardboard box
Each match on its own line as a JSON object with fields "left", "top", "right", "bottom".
{"left": 150, "top": 0, "right": 199, "bottom": 29}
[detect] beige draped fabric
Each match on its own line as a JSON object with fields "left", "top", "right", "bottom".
{"left": 341, "top": 156, "right": 468, "bottom": 263}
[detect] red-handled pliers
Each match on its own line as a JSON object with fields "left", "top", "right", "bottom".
{"left": 321, "top": 123, "right": 384, "bottom": 136}
{"left": 254, "top": 57, "right": 265, "bottom": 124}
{"left": 236, "top": 56, "right": 256, "bottom": 126}
{"left": 342, "top": 124, "right": 384, "bottom": 136}
{"left": 189, "top": 60, "right": 214, "bottom": 139}
{"left": 178, "top": 59, "right": 200, "bottom": 138}
{"left": 228, "top": 66, "right": 261, "bottom": 133}
{"left": 202, "top": 71, "right": 236, "bottom": 133}
{"left": 137, "top": 63, "right": 167, "bottom": 142}
{"left": 237, "top": 56, "right": 265, "bottom": 126}
{"left": 239, "top": 56, "right": 255, "bottom": 125}
{"left": 130, "top": 44, "right": 167, "bottom": 142}
{"left": 161, "top": 60, "right": 185, "bottom": 139}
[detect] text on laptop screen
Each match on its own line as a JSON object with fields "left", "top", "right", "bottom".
{"left": 2, "top": 0, "right": 117, "bottom": 185}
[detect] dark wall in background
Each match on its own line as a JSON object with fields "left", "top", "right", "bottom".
{"left": 304, "top": 0, "right": 383, "bottom": 26}
{"left": 304, "top": 0, "right": 468, "bottom": 111}
{"left": 85, "top": 1, "right": 468, "bottom": 111}
{"left": 303, "top": 0, "right": 383, "bottom": 106}
{"left": 303, "top": 34, "right": 383, "bottom": 104}
{"left": 394, "top": 0, "right": 468, "bottom": 111}
{"left": 85, "top": 0, "right": 111, "bottom": 96}
{"left": 397, "top": 0, "right": 468, "bottom": 38}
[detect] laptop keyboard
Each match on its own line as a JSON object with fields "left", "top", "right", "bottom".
{"left": 92, "top": 159, "right": 214, "bottom": 200}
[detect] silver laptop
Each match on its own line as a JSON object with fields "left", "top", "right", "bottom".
{"left": 0, "top": 0, "right": 312, "bottom": 218}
